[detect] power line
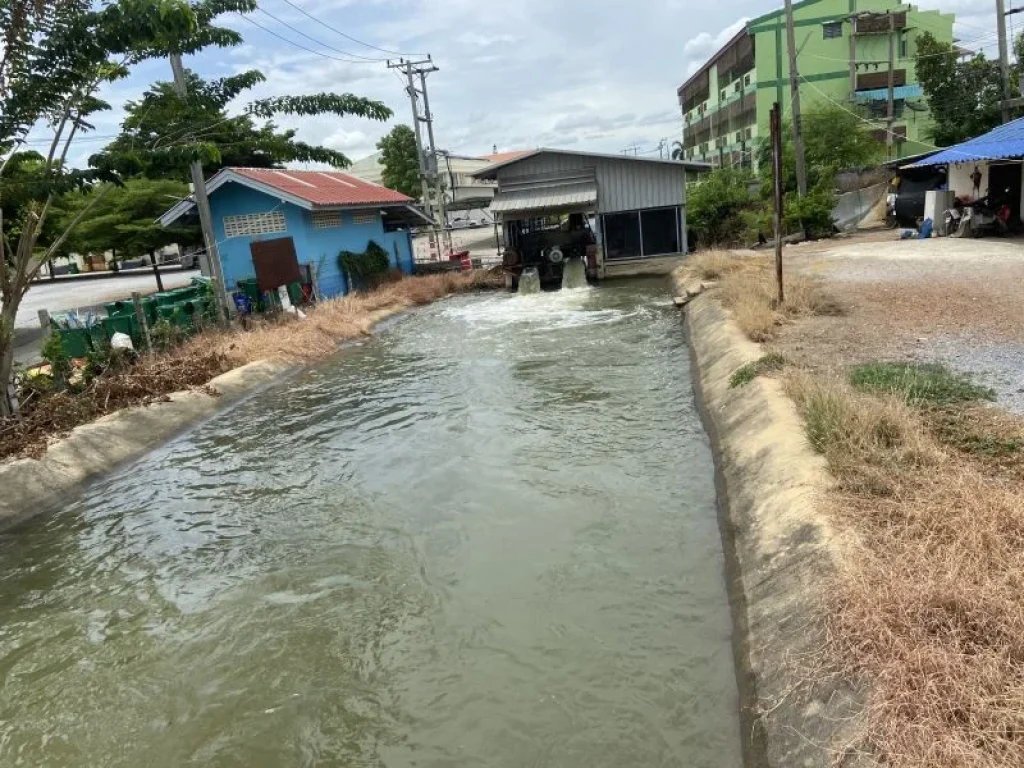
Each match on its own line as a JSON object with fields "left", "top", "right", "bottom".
{"left": 274, "top": 0, "right": 425, "bottom": 57}
{"left": 234, "top": 13, "right": 379, "bottom": 64}
{"left": 253, "top": 5, "right": 385, "bottom": 62}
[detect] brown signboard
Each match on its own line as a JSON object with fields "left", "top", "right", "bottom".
{"left": 250, "top": 237, "right": 302, "bottom": 292}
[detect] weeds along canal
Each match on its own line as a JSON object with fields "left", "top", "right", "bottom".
{"left": 0, "top": 279, "right": 742, "bottom": 767}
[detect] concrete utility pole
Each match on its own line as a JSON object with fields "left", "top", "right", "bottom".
{"left": 388, "top": 57, "right": 449, "bottom": 254}
{"left": 886, "top": 11, "right": 896, "bottom": 158}
{"left": 169, "top": 53, "right": 231, "bottom": 325}
{"left": 998, "top": 0, "right": 1012, "bottom": 123}
{"left": 783, "top": 0, "right": 808, "bottom": 198}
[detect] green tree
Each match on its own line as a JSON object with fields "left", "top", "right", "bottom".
{"left": 376, "top": 125, "right": 420, "bottom": 199}
{"left": 915, "top": 31, "right": 1004, "bottom": 146}
{"left": 52, "top": 178, "right": 200, "bottom": 287}
{"left": 100, "top": 70, "right": 387, "bottom": 179}
{"left": 0, "top": 0, "right": 237, "bottom": 416}
{"left": 688, "top": 167, "right": 757, "bottom": 247}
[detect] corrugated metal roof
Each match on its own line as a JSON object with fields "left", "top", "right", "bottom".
{"left": 909, "top": 116, "right": 1024, "bottom": 167}
{"left": 230, "top": 168, "right": 412, "bottom": 206}
{"left": 490, "top": 182, "right": 597, "bottom": 214}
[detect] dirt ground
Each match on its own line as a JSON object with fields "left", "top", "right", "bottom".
{"left": 772, "top": 229, "right": 1024, "bottom": 414}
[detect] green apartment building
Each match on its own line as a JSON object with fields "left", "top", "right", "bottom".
{"left": 678, "top": 0, "right": 956, "bottom": 167}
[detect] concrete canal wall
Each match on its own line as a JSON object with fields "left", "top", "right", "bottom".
{"left": 0, "top": 360, "right": 291, "bottom": 531}
{"left": 680, "top": 287, "right": 865, "bottom": 767}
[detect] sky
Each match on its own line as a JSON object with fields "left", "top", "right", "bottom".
{"left": 45, "top": 0, "right": 1001, "bottom": 169}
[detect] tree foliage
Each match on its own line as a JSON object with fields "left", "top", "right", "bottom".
{"left": 376, "top": 125, "right": 420, "bottom": 199}
{"left": 53, "top": 178, "right": 200, "bottom": 259}
{"left": 688, "top": 167, "right": 757, "bottom": 248}
{"left": 915, "top": 31, "right": 1004, "bottom": 146}
{"left": 98, "top": 70, "right": 391, "bottom": 179}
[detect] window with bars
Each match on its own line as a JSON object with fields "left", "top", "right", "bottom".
{"left": 311, "top": 210, "right": 342, "bottom": 229}
{"left": 223, "top": 210, "right": 287, "bottom": 238}
{"left": 823, "top": 21, "right": 843, "bottom": 39}
{"left": 351, "top": 211, "right": 378, "bottom": 225}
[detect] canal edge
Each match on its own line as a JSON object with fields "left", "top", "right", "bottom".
{"left": 0, "top": 304, "right": 420, "bottom": 532}
{"left": 679, "top": 288, "right": 866, "bottom": 767}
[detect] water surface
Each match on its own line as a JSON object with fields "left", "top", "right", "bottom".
{"left": 0, "top": 280, "right": 741, "bottom": 766}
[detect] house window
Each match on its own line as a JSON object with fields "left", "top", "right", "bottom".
{"left": 311, "top": 210, "right": 342, "bottom": 229}
{"left": 222, "top": 210, "right": 287, "bottom": 238}
{"left": 351, "top": 211, "right": 378, "bottom": 225}
{"left": 823, "top": 21, "right": 843, "bottom": 39}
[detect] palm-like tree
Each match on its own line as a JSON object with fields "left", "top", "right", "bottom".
{"left": 670, "top": 140, "right": 685, "bottom": 160}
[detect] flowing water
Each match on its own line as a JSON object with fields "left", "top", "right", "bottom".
{"left": 517, "top": 267, "right": 540, "bottom": 294}
{"left": 0, "top": 280, "right": 742, "bottom": 767}
{"left": 561, "top": 257, "right": 587, "bottom": 290}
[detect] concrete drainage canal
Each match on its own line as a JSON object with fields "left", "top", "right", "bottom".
{"left": 0, "top": 279, "right": 743, "bottom": 766}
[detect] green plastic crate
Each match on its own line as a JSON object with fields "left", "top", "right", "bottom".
{"left": 56, "top": 328, "right": 92, "bottom": 358}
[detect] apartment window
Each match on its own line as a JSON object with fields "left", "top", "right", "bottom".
{"left": 745, "top": 127, "right": 753, "bottom": 140}
{"left": 734, "top": 81, "right": 742, "bottom": 93}
{"left": 736, "top": 131, "right": 744, "bottom": 143}
{"left": 311, "top": 210, "right": 342, "bottom": 229}
{"left": 823, "top": 21, "right": 843, "bottom": 39}
{"left": 351, "top": 210, "right": 378, "bottom": 225}
{"left": 899, "top": 32, "right": 908, "bottom": 59}
{"left": 720, "top": 89, "right": 727, "bottom": 101}
{"left": 223, "top": 210, "right": 287, "bottom": 238}
{"left": 744, "top": 73, "right": 752, "bottom": 87}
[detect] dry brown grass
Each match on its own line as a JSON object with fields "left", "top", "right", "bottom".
{"left": 204, "top": 270, "right": 498, "bottom": 366}
{"left": 785, "top": 371, "right": 1024, "bottom": 767}
{"left": 717, "top": 261, "right": 837, "bottom": 343}
{"left": 680, "top": 249, "right": 747, "bottom": 281}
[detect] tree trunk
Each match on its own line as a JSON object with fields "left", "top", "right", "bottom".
{"left": 150, "top": 253, "right": 164, "bottom": 292}
{"left": 0, "top": 303, "right": 18, "bottom": 418}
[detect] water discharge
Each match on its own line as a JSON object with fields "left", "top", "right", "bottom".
{"left": 0, "top": 279, "right": 742, "bottom": 767}
{"left": 517, "top": 266, "right": 540, "bottom": 294}
{"left": 561, "top": 257, "right": 587, "bottom": 290}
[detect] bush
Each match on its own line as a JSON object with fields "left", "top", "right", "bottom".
{"left": 40, "top": 332, "right": 72, "bottom": 389}
{"left": 339, "top": 240, "right": 391, "bottom": 288}
{"left": 729, "top": 353, "right": 788, "bottom": 388}
{"left": 688, "top": 167, "right": 758, "bottom": 248}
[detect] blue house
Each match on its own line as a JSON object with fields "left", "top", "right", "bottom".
{"left": 159, "top": 167, "right": 431, "bottom": 298}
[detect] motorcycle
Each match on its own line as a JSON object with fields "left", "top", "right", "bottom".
{"left": 946, "top": 190, "right": 1012, "bottom": 238}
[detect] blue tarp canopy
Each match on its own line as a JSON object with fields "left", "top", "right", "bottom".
{"left": 908, "top": 116, "right": 1024, "bottom": 167}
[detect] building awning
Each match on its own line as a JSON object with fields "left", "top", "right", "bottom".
{"left": 490, "top": 182, "right": 597, "bottom": 215}
{"left": 908, "top": 115, "right": 1024, "bottom": 167}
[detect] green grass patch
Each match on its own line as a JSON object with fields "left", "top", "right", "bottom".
{"left": 729, "top": 353, "right": 788, "bottom": 388}
{"left": 849, "top": 362, "right": 995, "bottom": 407}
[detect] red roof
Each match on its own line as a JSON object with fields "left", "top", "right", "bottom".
{"left": 228, "top": 167, "right": 413, "bottom": 207}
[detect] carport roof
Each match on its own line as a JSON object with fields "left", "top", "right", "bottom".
{"left": 473, "top": 148, "right": 711, "bottom": 180}
{"left": 908, "top": 116, "right": 1024, "bottom": 167}
{"left": 490, "top": 182, "right": 597, "bottom": 214}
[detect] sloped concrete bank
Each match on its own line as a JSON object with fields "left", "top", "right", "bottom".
{"left": 0, "top": 359, "right": 293, "bottom": 531}
{"left": 680, "top": 290, "right": 865, "bottom": 767}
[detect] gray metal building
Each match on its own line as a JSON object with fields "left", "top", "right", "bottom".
{"left": 474, "top": 149, "right": 708, "bottom": 277}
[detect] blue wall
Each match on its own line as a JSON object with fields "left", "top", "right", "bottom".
{"left": 208, "top": 181, "right": 415, "bottom": 300}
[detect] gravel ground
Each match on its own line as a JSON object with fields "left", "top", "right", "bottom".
{"left": 776, "top": 230, "right": 1024, "bottom": 414}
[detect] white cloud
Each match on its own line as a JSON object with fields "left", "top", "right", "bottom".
{"left": 53, "top": 0, "right": 996, "bottom": 171}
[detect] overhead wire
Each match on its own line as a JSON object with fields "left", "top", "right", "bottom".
{"left": 253, "top": 4, "right": 386, "bottom": 62}
{"left": 273, "top": 0, "right": 425, "bottom": 57}
{"left": 234, "top": 13, "right": 380, "bottom": 64}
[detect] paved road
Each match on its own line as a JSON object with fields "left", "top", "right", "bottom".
{"left": 9, "top": 268, "right": 198, "bottom": 365}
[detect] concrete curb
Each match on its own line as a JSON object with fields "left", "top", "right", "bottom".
{"left": 679, "top": 287, "right": 864, "bottom": 766}
{"left": 0, "top": 359, "right": 292, "bottom": 531}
